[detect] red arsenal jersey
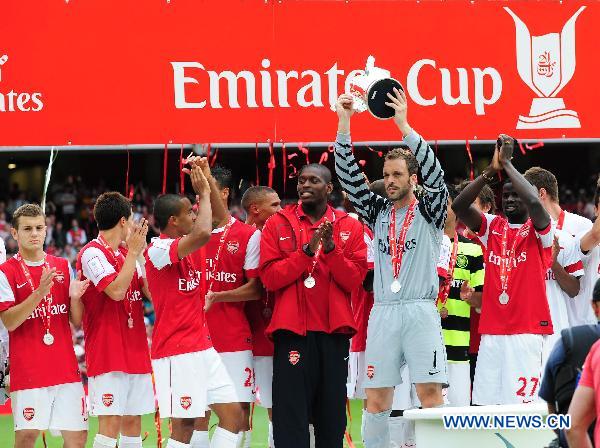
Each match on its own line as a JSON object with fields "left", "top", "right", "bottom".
{"left": 476, "top": 213, "right": 554, "bottom": 335}
{"left": 246, "top": 290, "right": 274, "bottom": 357}
{"left": 194, "top": 218, "right": 260, "bottom": 353}
{"left": 145, "top": 236, "right": 212, "bottom": 359}
{"left": 77, "top": 240, "right": 151, "bottom": 377}
{"left": 0, "top": 255, "right": 81, "bottom": 391}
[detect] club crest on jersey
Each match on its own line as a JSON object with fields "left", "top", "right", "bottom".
{"left": 54, "top": 271, "right": 65, "bottom": 283}
{"left": 456, "top": 254, "right": 469, "bottom": 270}
{"left": 23, "top": 407, "right": 35, "bottom": 421}
{"left": 288, "top": 350, "right": 300, "bottom": 365}
{"left": 227, "top": 240, "right": 240, "bottom": 254}
{"left": 367, "top": 365, "right": 375, "bottom": 379}
{"left": 180, "top": 396, "right": 192, "bottom": 410}
{"left": 102, "top": 393, "right": 114, "bottom": 407}
{"left": 339, "top": 231, "right": 351, "bottom": 242}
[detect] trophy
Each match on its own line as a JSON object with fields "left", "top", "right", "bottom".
{"left": 348, "top": 56, "right": 404, "bottom": 120}
{"left": 505, "top": 7, "right": 586, "bottom": 129}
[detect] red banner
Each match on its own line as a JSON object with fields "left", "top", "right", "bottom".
{"left": 0, "top": 1, "right": 598, "bottom": 145}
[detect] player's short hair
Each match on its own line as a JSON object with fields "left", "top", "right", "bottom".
{"left": 94, "top": 192, "right": 132, "bottom": 231}
{"left": 241, "top": 186, "right": 277, "bottom": 212}
{"left": 153, "top": 194, "right": 185, "bottom": 231}
{"left": 457, "top": 180, "right": 497, "bottom": 214}
{"left": 446, "top": 183, "right": 459, "bottom": 201}
{"left": 523, "top": 167, "right": 559, "bottom": 201}
{"left": 211, "top": 165, "right": 233, "bottom": 191}
{"left": 12, "top": 203, "right": 45, "bottom": 229}
{"left": 369, "top": 179, "right": 387, "bottom": 198}
{"left": 385, "top": 148, "right": 419, "bottom": 176}
{"left": 298, "top": 164, "right": 332, "bottom": 184}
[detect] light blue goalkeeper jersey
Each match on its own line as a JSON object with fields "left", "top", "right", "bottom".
{"left": 334, "top": 131, "right": 448, "bottom": 303}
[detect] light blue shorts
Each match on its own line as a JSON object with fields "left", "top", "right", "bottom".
{"left": 364, "top": 300, "right": 448, "bottom": 388}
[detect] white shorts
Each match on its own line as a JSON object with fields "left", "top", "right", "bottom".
{"left": 253, "top": 356, "right": 273, "bottom": 409}
{"left": 347, "top": 351, "right": 367, "bottom": 400}
{"left": 88, "top": 372, "right": 155, "bottom": 416}
{"left": 153, "top": 348, "right": 238, "bottom": 418}
{"left": 473, "top": 334, "right": 543, "bottom": 405}
{"left": 392, "top": 367, "right": 420, "bottom": 410}
{"left": 219, "top": 350, "right": 255, "bottom": 403}
{"left": 542, "top": 333, "right": 561, "bottom": 376}
{"left": 446, "top": 362, "right": 471, "bottom": 407}
{"left": 12, "top": 382, "right": 88, "bottom": 431}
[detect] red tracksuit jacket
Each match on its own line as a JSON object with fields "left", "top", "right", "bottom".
{"left": 259, "top": 204, "right": 368, "bottom": 338}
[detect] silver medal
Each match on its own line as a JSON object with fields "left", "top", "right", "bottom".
{"left": 304, "top": 276, "right": 316, "bottom": 289}
{"left": 499, "top": 291, "right": 510, "bottom": 305}
{"left": 43, "top": 332, "right": 54, "bottom": 346}
{"left": 127, "top": 317, "right": 134, "bottom": 328}
{"left": 390, "top": 280, "right": 401, "bottom": 293}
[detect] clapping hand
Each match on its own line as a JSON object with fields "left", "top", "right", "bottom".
{"left": 69, "top": 271, "right": 90, "bottom": 301}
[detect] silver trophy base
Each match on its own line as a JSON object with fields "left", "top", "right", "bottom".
{"left": 517, "top": 98, "right": 581, "bottom": 129}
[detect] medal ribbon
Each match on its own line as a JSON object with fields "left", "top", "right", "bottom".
{"left": 307, "top": 242, "right": 323, "bottom": 279}
{"left": 295, "top": 208, "right": 335, "bottom": 281}
{"left": 97, "top": 235, "right": 134, "bottom": 325}
{"left": 208, "top": 218, "right": 235, "bottom": 292}
{"left": 556, "top": 209, "right": 565, "bottom": 231}
{"left": 436, "top": 231, "right": 459, "bottom": 307}
{"left": 389, "top": 199, "right": 418, "bottom": 282}
{"left": 15, "top": 253, "right": 52, "bottom": 338}
{"left": 499, "top": 220, "right": 531, "bottom": 293}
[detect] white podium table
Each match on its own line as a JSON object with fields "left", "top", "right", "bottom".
{"left": 404, "top": 403, "right": 557, "bottom": 447}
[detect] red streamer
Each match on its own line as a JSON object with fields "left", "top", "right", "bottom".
{"left": 318, "top": 151, "right": 329, "bottom": 164}
{"left": 179, "top": 144, "right": 185, "bottom": 194}
{"left": 367, "top": 146, "right": 383, "bottom": 157}
{"left": 154, "top": 409, "right": 163, "bottom": 448}
{"left": 344, "top": 399, "right": 356, "bottom": 448}
{"left": 465, "top": 140, "right": 474, "bottom": 181}
{"left": 249, "top": 402, "right": 255, "bottom": 430}
{"left": 128, "top": 184, "right": 135, "bottom": 201}
{"left": 298, "top": 143, "right": 310, "bottom": 164}
{"left": 267, "top": 141, "right": 276, "bottom": 188}
{"left": 255, "top": 143, "right": 260, "bottom": 186}
{"left": 162, "top": 143, "right": 168, "bottom": 194}
{"left": 125, "top": 145, "right": 130, "bottom": 195}
{"left": 287, "top": 152, "right": 300, "bottom": 178}
{"left": 282, "top": 142, "right": 287, "bottom": 193}
{"left": 519, "top": 141, "right": 545, "bottom": 155}
{"left": 526, "top": 142, "right": 545, "bottom": 150}
{"left": 209, "top": 144, "right": 219, "bottom": 167}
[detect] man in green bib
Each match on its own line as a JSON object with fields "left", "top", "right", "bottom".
{"left": 436, "top": 186, "right": 485, "bottom": 406}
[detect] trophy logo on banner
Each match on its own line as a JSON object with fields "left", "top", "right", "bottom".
{"left": 504, "top": 6, "right": 586, "bottom": 129}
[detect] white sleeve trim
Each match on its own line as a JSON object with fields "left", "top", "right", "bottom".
{"left": 437, "top": 234, "right": 452, "bottom": 271}
{"left": 364, "top": 232, "right": 375, "bottom": 264}
{"left": 81, "top": 246, "right": 116, "bottom": 286}
{"left": 477, "top": 213, "right": 495, "bottom": 249}
{"left": 557, "top": 231, "right": 582, "bottom": 270}
{"left": 244, "top": 230, "right": 261, "bottom": 271}
{"left": 147, "top": 238, "right": 175, "bottom": 271}
{"left": 0, "top": 271, "right": 15, "bottom": 304}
